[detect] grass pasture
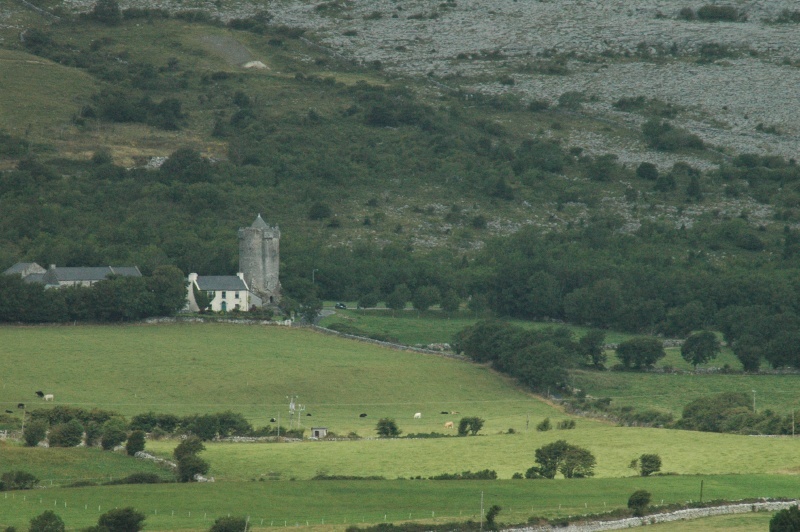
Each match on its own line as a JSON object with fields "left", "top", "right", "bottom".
{"left": 0, "top": 323, "right": 558, "bottom": 433}
{"left": 0, "top": 475, "right": 796, "bottom": 531}
{"left": 320, "top": 310, "right": 638, "bottom": 347}
{"left": 142, "top": 425, "right": 800, "bottom": 481}
{"left": 0, "top": 443, "right": 172, "bottom": 486}
{"left": 2, "top": 323, "right": 800, "bottom": 531}
{"left": 572, "top": 370, "right": 800, "bottom": 416}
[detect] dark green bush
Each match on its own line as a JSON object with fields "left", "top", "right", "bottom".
{"left": 696, "top": 4, "right": 745, "bottom": 22}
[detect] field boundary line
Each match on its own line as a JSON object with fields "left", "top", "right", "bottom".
{"left": 510, "top": 500, "right": 798, "bottom": 532}
{"left": 309, "top": 325, "right": 468, "bottom": 361}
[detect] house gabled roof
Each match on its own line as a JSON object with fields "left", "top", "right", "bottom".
{"left": 41, "top": 266, "right": 142, "bottom": 284}
{"left": 3, "top": 262, "right": 46, "bottom": 276}
{"left": 195, "top": 275, "right": 248, "bottom": 291}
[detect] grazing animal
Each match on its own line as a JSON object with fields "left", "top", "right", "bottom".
{"left": 35, "top": 391, "right": 44, "bottom": 398}
{"left": 440, "top": 411, "right": 449, "bottom": 415}
{"left": 43, "top": 394, "right": 54, "bottom": 401}
{"left": 4, "top": 410, "right": 12, "bottom": 414}
{"left": 17, "top": 403, "right": 24, "bottom": 409}
{"left": 306, "top": 413, "right": 311, "bottom": 417}
{"left": 270, "top": 418, "right": 277, "bottom": 423}
{"left": 413, "top": 412, "right": 422, "bottom": 419}
{"left": 450, "top": 411, "right": 459, "bottom": 415}
{"left": 359, "top": 413, "right": 367, "bottom": 418}
{"left": 444, "top": 421, "right": 454, "bottom": 429}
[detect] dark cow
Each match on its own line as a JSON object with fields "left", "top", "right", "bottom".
{"left": 17, "top": 403, "right": 25, "bottom": 409}
{"left": 306, "top": 413, "right": 312, "bottom": 417}
{"left": 270, "top": 418, "right": 277, "bottom": 423}
{"left": 359, "top": 413, "right": 367, "bottom": 418}
{"left": 4, "top": 410, "right": 12, "bottom": 414}
{"left": 35, "top": 391, "right": 44, "bottom": 398}
{"left": 440, "top": 411, "right": 449, "bottom": 415}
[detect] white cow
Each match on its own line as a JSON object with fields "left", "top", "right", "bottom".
{"left": 43, "top": 394, "right": 54, "bottom": 401}
{"left": 413, "top": 412, "right": 422, "bottom": 419}
{"left": 444, "top": 421, "right": 454, "bottom": 429}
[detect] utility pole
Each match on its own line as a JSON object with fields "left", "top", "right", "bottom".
{"left": 752, "top": 390, "right": 756, "bottom": 413}
{"left": 312, "top": 269, "right": 318, "bottom": 284}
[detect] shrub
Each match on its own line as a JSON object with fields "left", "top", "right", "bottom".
{"left": 125, "top": 430, "right": 146, "bottom": 455}
{"left": 209, "top": 516, "right": 248, "bottom": 532}
{"left": 176, "top": 454, "right": 210, "bottom": 482}
{"left": 101, "top": 418, "right": 128, "bottom": 450}
{"left": 104, "top": 473, "right": 162, "bottom": 485}
{"left": 97, "top": 507, "right": 146, "bottom": 532}
{"left": 642, "top": 120, "right": 704, "bottom": 151}
{"left": 90, "top": 0, "right": 122, "bottom": 25}
{"left": 0, "top": 471, "right": 39, "bottom": 491}
{"left": 696, "top": 4, "right": 745, "bottom": 22}
{"left": 457, "top": 417, "right": 485, "bottom": 436}
{"left": 308, "top": 202, "right": 333, "bottom": 220}
{"left": 771, "top": 505, "right": 800, "bottom": 531}
{"left": 639, "top": 454, "right": 662, "bottom": 476}
{"left": 429, "top": 470, "right": 497, "bottom": 480}
{"left": 628, "top": 490, "right": 651, "bottom": 516}
{"left": 29, "top": 511, "right": 65, "bottom": 532}
{"left": 23, "top": 420, "right": 47, "bottom": 447}
{"left": 677, "top": 7, "right": 696, "bottom": 20}
{"left": 376, "top": 418, "right": 401, "bottom": 437}
{"left": 556, "top": 419, "right": 576, "bottom": 430}
{"left": 48, "top": 419, "right": 84, "bottom": 447}
{"left": 536, "top": 418, "right": 552, "bottom": 431}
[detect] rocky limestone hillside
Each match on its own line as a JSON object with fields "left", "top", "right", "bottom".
{"left": 46, "top": 0, "right": 800, "bottom": 167}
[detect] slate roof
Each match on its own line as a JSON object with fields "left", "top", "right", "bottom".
{"left": 195, "top": 276, "right": 248, "bottom": 291}
{"left": 24, "top": 273, "right": 46, "bottom": 284}
{"left": 251, "top": 214, "right": 270, "bottom": 230}
{"left": 3, "top": 262, "right": 41, "bottom": 275}
{"left": 42, "top": 266, "right": 142, "bottom": 284}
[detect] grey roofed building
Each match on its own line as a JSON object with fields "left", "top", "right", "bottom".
{"left": 186, "top": 272, "right": 256, "bottom": 312}
{"left": 41, "top": 265, "right": 142, "bottom": 287}
{"left": 3, "top": 262, "right": 46, "bottom": 278}
{"left": 3, "top": 263, "right": 142, "bottom": 287}
{"left": 194, "top": 275, "right": 248, "bottom": 291}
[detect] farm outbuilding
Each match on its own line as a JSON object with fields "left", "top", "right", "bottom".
{"left": 311, "top": 427, "right": 328, "bottom": 439}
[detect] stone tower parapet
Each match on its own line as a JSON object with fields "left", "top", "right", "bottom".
{"left": 238, "top": 214, "right": 281, "bottom": 304}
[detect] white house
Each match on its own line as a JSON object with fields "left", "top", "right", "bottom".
{"left": 185, "top": 272, "right": 260, "bottom": 312}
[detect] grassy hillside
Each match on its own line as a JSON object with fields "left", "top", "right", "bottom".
{"left": 0, "top": 443, "right": 172, "bottom": 485}
{"left": 0, "top": 323, "right": 556, "bottom": 430}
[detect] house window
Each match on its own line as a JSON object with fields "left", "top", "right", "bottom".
{"left": 235, "top": 292, "right": 240, "bottom": 299}
{"left": 222, "top": 291, "right": 227, "bottom": 299}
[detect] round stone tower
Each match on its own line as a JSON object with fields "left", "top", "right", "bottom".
{"left": 238, "top": 214, "right": 281, "bottom": 305}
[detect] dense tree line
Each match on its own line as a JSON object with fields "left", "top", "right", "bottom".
{"left": 454, "top": 320, "right": 593, "bottom": 392}
{"left": 0, "top": 266, "right": 185, "bottom": 323}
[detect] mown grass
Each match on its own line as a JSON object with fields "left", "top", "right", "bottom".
{"left": 0, "top": 476, "right": 795, "bottom": 531}
{"left": 143, "top": 424, "right": 800, "bottom": 481}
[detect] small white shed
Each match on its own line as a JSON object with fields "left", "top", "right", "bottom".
{"left": 311, "top": 427, "right": 328, "bottom": 439}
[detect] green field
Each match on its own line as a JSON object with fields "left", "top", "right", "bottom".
{"left": 0, "top": 476, "right": 796, "bottom": 531}
{"left": 320, "top": 310, "right": 638, "bottom": 347}
{"left": 2, "top": 323, "right": 800, "bottom": 530}
{"left": 0, "top": 323, "right": 556, "bottom": 432}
